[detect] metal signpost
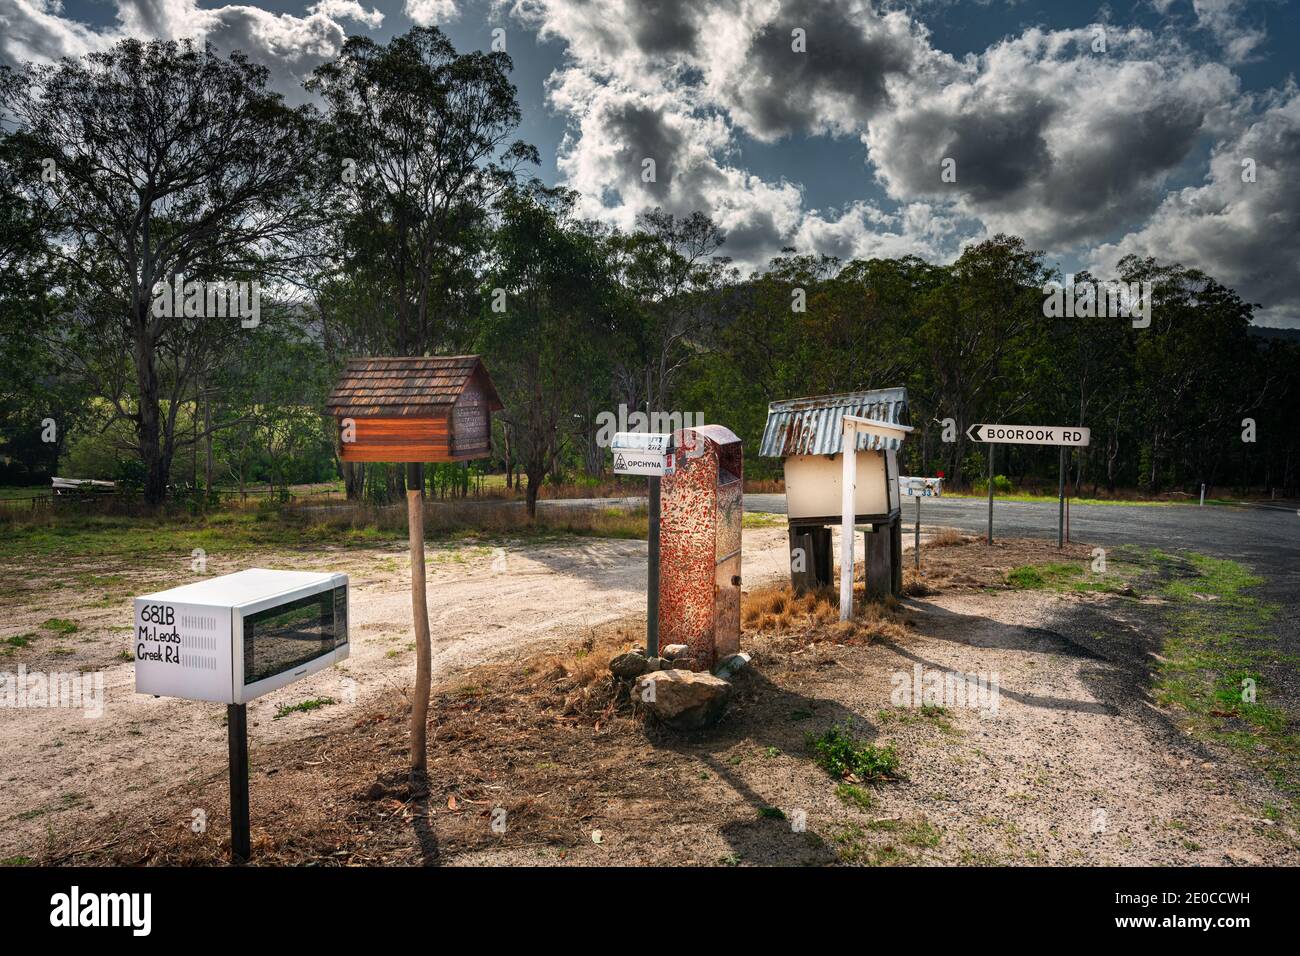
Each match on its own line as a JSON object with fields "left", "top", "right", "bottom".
{"left": 966, "top": 424, "right": 1091, "bottom": 547}
{"left": 899, "top": 476, "right": 942, "bottom": 569}
{"left": 612, "top": 431, "right": 674, "bottom": 656}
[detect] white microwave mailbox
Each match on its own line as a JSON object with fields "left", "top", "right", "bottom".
{"left": 134, "top": 569, "right": 349, "bottom": 704}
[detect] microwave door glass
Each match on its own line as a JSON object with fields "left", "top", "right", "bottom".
{"left": 243, "top": 591, "right": 336, "bottom": 684}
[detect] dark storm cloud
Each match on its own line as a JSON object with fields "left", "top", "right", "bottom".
{"left": 731, "top": 0, "right": 921, "bottom": 139}
{"left": 629, "top": 0, "right": 700, "bottom": 56}
{"left": 608, "top": 102, "right": 685, "bottom": 200}
{"left": 936, "top": 98, "right": 1058, "bottom": 203}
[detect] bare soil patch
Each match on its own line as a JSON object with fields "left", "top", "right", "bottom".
{"left": 23, "top": 535, "right": 1295, "bottom": 867}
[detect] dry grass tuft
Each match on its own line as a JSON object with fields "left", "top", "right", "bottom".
{"left": 742, "top": 583, "right": 909, "bottom": 645}
{"left": 927, "top": 529, "right": 973, "bottom": 548}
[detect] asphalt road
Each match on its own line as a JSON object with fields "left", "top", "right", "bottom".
{"left": 744, "top": 493, "right": 1300, "bottom": 580}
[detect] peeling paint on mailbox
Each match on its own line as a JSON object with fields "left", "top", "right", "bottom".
{"left": 658, "top": 425, "right": 743, "bottom": 672}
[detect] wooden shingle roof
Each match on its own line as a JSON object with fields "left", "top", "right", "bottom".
{"left": 324, "top": 355, "right": 503, "bottom": 418}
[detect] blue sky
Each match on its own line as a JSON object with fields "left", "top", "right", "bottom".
{"left": 3, "top": 0, "right": 1298, "bottom": 325}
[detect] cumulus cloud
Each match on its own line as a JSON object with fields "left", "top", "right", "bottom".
{"left": 548, "top": 71, "right": 803, "bottom": 260}
{"left": 1, "top": 0, "right": 385, "bottom": 99}
{"left": 404, "top": 0, "right": 460, "bottom": 27}
{"left": 522, "top": 4, "right": 1259, "bottom": 276}
{"left": 0, "top": 0, "right": 115, "bottom": 64}
{"left": 1089, "top": 85, "right": 1300, "bottom": 326}
{"left": 865, "top": 27, "right": 1242, "bottom": 248}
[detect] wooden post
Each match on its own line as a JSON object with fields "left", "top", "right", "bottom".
{"left": 789, "top": 527, "right": 816, "bottom": 593}
{"left": 407, "top": 489, "right": 431, "bottom": 776}
{"left": 864, "top": 524, "right": 893, "bottom": 599}
{"left": 891, "top": 515, "right": 903, "bottom": 596}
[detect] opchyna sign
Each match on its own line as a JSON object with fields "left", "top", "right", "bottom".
{"left": 966, "top": 424, "right": 1091, "bottom": 447}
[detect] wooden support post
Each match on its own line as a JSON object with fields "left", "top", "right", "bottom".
{"left": 891, "top": 515, "right": 903, "bottom": 596}
{"left": 864, "top": 524, "right": 893, "bottom": 599}
{"left": 789, "top": 527, "right": 816, "bottom": 593}
{"left": 812, "top": 526, "right": 833, "bottom": 587}
{"left": 407, "top": 489, "right": 431, "bottom": 777}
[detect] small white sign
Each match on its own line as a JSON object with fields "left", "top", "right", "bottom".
{"left": 612, "top": 431, "right": 672, "bottom": 453}
{"left": 966, "top": 424, "right": 1091, "bottom": 447}
{"left": 899, "top": 476, "right": 943, "bottom": 497}
{"left": 612, "top": 449, "right": 674, "bottom": 477}
{"left": 612, "top": 431, "right": 674, "bottom": 476}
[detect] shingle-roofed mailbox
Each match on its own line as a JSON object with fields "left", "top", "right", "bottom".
{"left": 325, "top": 354, "right": 502, "bottom": 780}
{"left": 325, "top": 355, "right": 503, "bottom": 462}
{"left": 658, "top": 425, "right": 744, "bottom": 673}
{"left": 760, "top": 388, "right": 912, "bottom": 602}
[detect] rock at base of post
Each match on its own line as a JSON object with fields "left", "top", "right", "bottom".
{"left": 635, "top": 669, "right": 731, "bottom": 730}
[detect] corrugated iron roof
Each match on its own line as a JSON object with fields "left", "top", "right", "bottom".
{"left": 324, "top": 355, "right": 503, "bottom": 418}
{"left": 759, "top": 387, "right": 909, "bottom": 457}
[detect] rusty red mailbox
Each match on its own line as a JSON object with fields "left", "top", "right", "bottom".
{"left": 658, "top": 425, "right": 743, "bottom": 672}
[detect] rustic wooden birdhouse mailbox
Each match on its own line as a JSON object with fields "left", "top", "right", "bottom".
{"left": 760, "top": 389, "right": 913, "bottom": 610}
{"left": 325, "top": 354, "right": 502, "bottom": 779}
{"left": 325, "top": 355, "right": 502, "bottom": 462}
{"left": 658, "top": 425, "right": 744, "bottom": 672}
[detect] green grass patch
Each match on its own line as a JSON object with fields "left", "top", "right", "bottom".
{"left": 41, "top": 618, "right": 78, "bottom": 634}
{"left": 757, "top": 806, "right": 786, "bottom": 820}
{"left": 273, "top": 697, "right": 337, "bottom": 720}
{"left": 807, "top": 724, "right": 900, "bottom": 782}
{"left": 835, "top": 783, "right": 874, "bottom": 810}
{"left": 742, "top": 511, "right": 786, "bottom": 529}
{"left": 1142, "top": 549, "right": 1298, "bottom": 799}
{"left": 1005, "top": 561, "right": 1132, "bottom": 594}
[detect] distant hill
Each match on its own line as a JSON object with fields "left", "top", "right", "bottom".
{"left": 1249, "top": 326, "right": 1300, "bottom": 344}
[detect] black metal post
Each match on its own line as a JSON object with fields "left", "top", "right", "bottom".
{"left": 227, "top": 703, "right": 250, "bottom": 864}
{"left": 647, "top": 475, "right": 661, "bottom": 657}
{"left": 1057, "top": 446, "right": 1066, "bottom": 549}
{"left": 986, "top": 443, "right": 995, "bottom": 545}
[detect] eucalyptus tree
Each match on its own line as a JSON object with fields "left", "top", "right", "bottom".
{"left": 1, "top": 39, "right": 321, "bottom": 504}
{"left": 308, "top": 26, "right": 537, "bottom": 358}
{"left": 478, "top": 186, "right": 619, "bottom": 516}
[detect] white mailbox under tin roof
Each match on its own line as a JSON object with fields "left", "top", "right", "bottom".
{"left": 760, "top": 387, "right": 911, "bottom": 523}
{"left": 134, "top": 569, "right": 349, "bottom": 704}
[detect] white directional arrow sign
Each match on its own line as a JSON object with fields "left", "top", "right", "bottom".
{"left": 966, "top": 423, "right": 1090, "bottom": 447}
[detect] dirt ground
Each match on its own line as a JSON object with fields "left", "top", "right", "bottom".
{"left": 3, "top": 527, "right": 1296, "bottom": 866}
{"left": 0, "top": 523, "right": 789, "bottom": 860}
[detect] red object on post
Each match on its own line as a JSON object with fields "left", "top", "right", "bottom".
{"left": 658, "top": 425, "right": 744, "bottom": 673}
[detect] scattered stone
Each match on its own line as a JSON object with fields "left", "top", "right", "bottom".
{"left": 636, "top": 669, "right": 731, "bottom": 730}
{"left": 714, "top": 651, "right": 751, "bottom": 681}
{"left": 645, "top": 656, "right": 668, "bottom": 671}
{"left": 662, "top": 643, "right": 691, "bottom": 660}
{"left": 609, "top": 651, "right": 651, "bottom": 680}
